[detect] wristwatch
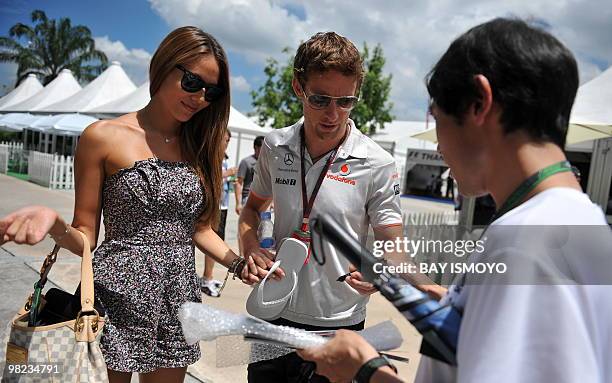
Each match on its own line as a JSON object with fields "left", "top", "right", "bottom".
{"left": 353, "top": 354, "right": 397, "bottom": 383}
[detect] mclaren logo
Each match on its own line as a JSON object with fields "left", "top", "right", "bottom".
{"left": 275, "top": 177, "right": 296, "bottom": 186}
{"left": 284, "top": 153, "right": 295, "bottom": 165}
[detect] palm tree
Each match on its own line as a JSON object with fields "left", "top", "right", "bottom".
{"left": 0, "top": 10, "right": 108, "bottom": 86}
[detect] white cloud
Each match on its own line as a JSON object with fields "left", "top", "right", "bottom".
{"left": 149, "top": 0, "right": 306, "bottom": 63}
{"left": 231, "top": 75, "right": 251, "bottom": 92}
{"left": 94, "top": 36, "right": 152, "bottom": 85}
{"left": 149, "top": 0, "right": 612, "bottom": 119}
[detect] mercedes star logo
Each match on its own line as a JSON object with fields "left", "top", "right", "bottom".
{"left": 284, "top": 153, "right": 295, "bottom": 165}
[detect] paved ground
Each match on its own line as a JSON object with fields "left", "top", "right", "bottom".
{"left": 0, "top": 246, "right": 61, "bottom": 332}
{"left": 0, "top": 173, "right": 453, "bottom": 382}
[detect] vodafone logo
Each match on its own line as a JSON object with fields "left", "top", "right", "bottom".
{"left": 326, "top": 173, "right": 356, "bottom": 186}
{"left": 339, "top": 163, "right": 350, "bottom": 176}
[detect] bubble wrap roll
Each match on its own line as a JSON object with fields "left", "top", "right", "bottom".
{"left": 179, "top": 302, "right": 326, "bottom": 348}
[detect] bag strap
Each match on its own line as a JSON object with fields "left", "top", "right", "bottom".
{"left": 74, "top": 230, "right": 95, "bottom": 312}
{"left": 27, "top": 230, "right": 96, "bottom": 314}
{"left": 25, "top": 244, "right": 60, "bottom": 321}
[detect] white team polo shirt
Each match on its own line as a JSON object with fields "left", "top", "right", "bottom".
{"left": 249, "top": 119, "right": 402, "bottom": 327}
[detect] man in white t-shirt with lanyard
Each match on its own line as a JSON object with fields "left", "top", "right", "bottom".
{"left": 238, "top": 32, "right": 405, "bottom": 382}
{"left": 297, "top": 18, "right": 612, "bottom": 383}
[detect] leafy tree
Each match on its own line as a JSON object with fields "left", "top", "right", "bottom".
{"left": 0, "top": 10, "right": 108, "bottom": 86}
{"left": 250, "top": 48, "right": 302, "bottom": 129}
{"left": 352, "top": 43, "right": 394, "bottom": 135}
{"left": 250, "top": 43, "right": 394, "bottom": 134}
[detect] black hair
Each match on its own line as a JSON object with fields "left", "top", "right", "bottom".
{"left": 426, "top": 18, "right": 578, "bottom": 147}
{"left": 254, "top": 135, "right": 265, "bottom": 147}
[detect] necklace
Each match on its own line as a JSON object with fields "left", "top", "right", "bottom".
{"left": 137, "top": 111, "right": 179, "bottom": 144}
{"left": 146, "top": 128, "right": 178, "bottom": 144}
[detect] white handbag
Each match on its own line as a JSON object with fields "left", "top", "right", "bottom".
{"left": 0, "top": 230, "right": 108, "bottom": 382}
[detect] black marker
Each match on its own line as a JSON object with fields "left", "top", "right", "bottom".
{"left": 336, "top": 272, "right": 351, "bottom": 282}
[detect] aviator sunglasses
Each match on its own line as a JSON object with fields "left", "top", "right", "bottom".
{"left": 299, "top": 83, "right": 359, "bottom": 111}
{"left": 175, "top": 64, "right": 224, "bottom": 102}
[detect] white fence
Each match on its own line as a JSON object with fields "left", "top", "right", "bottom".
{"left": 404, "top": 211, "right": 460, "bottom": 226}
{"left": 0, "top": 145, "right": 7, "bottom": 174}
{"left": 28, "top": 151, "right": 75, "bottom": 189}
{"left": 403, "top": 210, "right": 470, "bottom": 286}
{"left": 0, "top": 141, "right": 23, "bottom": 150}
{"left": 0, "top": 141, "right": 24, "bottom": 174}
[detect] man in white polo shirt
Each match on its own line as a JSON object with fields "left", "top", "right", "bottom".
{"left": 238, "top": 31, "right": 403, "bottom": 382}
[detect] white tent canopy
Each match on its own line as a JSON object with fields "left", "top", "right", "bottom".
{"left": 21, "top": 114, "right": 96, "bottom": 155}
{"left": 0, "top": 113, "right": 35, "bottom": 132}
{"left": 229, "top": 106, "right": 268, "bottom": 134}
{"left": 34, "top": 114, "right": 99, "bottom": 136}
{"left": 571, "top": 66, "right": 612, "bottom": 127}
{"left": 11, "top": 114, "right": 49, "bottom": 132}
{"left": 226, "top": 106, "right": 271, "bottom": 166}
{"left": 569, "top": 65, "right": 612, "bottom": 142}
{"left": 4, "top": 69, "right": 82, "bottom": 112}
{"left": 370, "top": 121, "right": 439, "bottom": 190}
{"left": 570, "top": 66, "right": 612, "bottom": 216}
{"left": 0, "top": 74, "right": 43, "bottom": 111}
{"left": 411, "top": 122, "right": 609, "bottom": 146}
{"left": 88, "top": 81, "right": 150, "bottom": 115}
{"left": 40, "top": 61, "right": 136, "bottom": 113}
{"left": 29, "top": 114, "right": 66, "bottom": 132}
{"left": 26, "top": 114, "right": 71, "bottom": 155}
{"left": 371, "top": 120, "right": 438, "bottom": 161}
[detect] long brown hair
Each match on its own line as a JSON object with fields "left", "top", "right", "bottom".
{"left": 149, "top": 26, "right": 230, "bottom": 228}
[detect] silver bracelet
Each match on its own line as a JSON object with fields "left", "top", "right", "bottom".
{"left": 49, "top": 224, "right": 71, "bottom": 242}
{"left": 232, "top": 258, "right": 247, "bottom": 280}
{"left": 228, "top": 257, "right": 245, "bottom": 273}
{"left": 218, "top": 257, "right": 246, "bottom": 296}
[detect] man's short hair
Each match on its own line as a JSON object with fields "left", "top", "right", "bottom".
{"left": 293, "top": 32, "right": 364, "bottom": 94}
{"left": 254, "top": 136, "right": 265, "bottom": 148}
{"left": 426, "top": 18, "right": 578, "bottom": 148}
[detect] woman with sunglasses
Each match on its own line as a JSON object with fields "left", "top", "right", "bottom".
{"left": 0, "top": 26, "right": 255, "bottom": 383}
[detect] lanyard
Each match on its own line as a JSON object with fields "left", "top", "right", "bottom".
{"left": 491, "top": 160, "right": 573, "bottom": 222}
{"left": 453, "top": 160, "right": 573, "bottom": 294}
{"left": 299, "top": 126, "right": 345, "bottom": 232}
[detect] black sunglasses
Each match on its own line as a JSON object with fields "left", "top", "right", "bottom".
{"left": 299, "top": 84, "right": 359, "bottom": 111}
{"left": 175, "top": 64, "right": 224, "bottom": 102}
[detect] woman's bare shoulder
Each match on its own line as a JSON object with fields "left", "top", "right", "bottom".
{"left": 79, "top": 113, "right": 143, "bottom": 148}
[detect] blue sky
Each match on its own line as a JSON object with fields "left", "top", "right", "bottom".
{"left": 0, "top": 0, "right": 269, "bottom": 114}
{"left": 0, "top": 0, "right": 166, "bottom": 53}
{"left": 1, "top": 0, "right": 611, "bottom": 120}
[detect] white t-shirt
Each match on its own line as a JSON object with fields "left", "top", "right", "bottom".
{"left": 415, "top": 187, "right": 612, "bottom": 383}
{"left": 249, "top": 119, "right": 402, "bottom": 326}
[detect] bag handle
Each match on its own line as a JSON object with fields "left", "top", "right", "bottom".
{"left": 75, "top": 230, "right": 95, "bottom": 312}
{"left": 27, "top": 229, "right": 96, "bottom": 320}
